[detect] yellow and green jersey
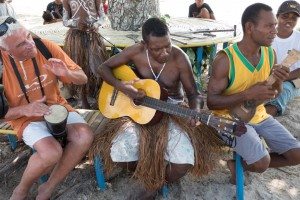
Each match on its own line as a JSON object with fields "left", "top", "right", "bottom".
{"left": 213, "top": 43, "right": 275, "bottom": 124}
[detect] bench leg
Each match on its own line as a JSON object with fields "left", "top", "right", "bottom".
{"left": 38, "top": 174, "right": 49, "bottom": 184}
{"left": 7, "top": 134, "right": 18, "bottom": 150}
{"left": 234, "top": 153, "right": 244, "bottom": 200}
{"left": 161, "top": 184, "right": 169, "bottom": 198}
{"left": 94, "top": 155, "right": 106, "bottom": 190}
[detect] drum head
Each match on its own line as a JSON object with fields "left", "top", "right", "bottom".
{"left": 44, "top": 104, "right": 68, "bottom": 124}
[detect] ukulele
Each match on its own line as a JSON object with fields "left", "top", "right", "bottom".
{"left": 230, "top": 49, "right": 300, "bottom": 122}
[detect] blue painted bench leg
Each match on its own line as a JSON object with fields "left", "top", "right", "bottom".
{"left": 196, "top": 47, "right": 204, "bottom": 72}
{"left": 94, "top": 155, "right": 106, "bottom": 190}
{"left": 195, "top": 47, "right": 204, "bottom": 91}
{"left": 223, "top": 42, "right": 229, "bottom": 49}
{"left": 38, "top": 174, "right": 49, "bottom": 184}
{"left": 7, "top": 134, "right": 18, "bottom": 151}
{"left": 161, "top": 184, "right": 169, "bottom": 198}
{"left": 234, "top": 152, "right": 244, "bottom": 200}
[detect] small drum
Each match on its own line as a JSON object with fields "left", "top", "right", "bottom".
{"left": 44, "top": 104, "right": 69, "bottom": 139}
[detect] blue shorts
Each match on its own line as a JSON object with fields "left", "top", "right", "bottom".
{"left": 234, "top": 116, "right": 300, "bottom": 165}
{"left": 266, "top": 81, "right": 300, "bottom": 116}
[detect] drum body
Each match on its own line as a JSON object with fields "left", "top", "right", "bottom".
{"left": 44, "top": 104, "right": 69, "bottom": 138}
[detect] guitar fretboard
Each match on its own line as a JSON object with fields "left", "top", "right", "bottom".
{"left": 139, "top": 96, "right": 236, "bottom": 134}
{"left": 141, "top": 96, "right": 199, "bottom": 119}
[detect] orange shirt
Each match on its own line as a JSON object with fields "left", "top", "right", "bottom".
{"left": 2, "top": 39, "right": 81, "bottom": 139}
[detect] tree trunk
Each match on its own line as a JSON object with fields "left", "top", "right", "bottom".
{"left": 108, "top": 0, "right": 160, "bottom": 31}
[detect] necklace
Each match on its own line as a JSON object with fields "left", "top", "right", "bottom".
{"left": 146, "top": 49, "right": 166, "bottom": 81}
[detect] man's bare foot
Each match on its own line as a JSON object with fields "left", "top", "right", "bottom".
{"left": 36, "top": 183, "right": 54, "bottom": 200}
{"left": 227, "top": 159, "right": 236, "bottom": 185}
{"left": 10, "top": 186, "right": 28, "bottom": 200}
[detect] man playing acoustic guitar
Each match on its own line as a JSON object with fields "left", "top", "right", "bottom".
{"left": 93, "top": 17, "right": 223, "bottom": 199}
{"left": 207, "top": 3, "right": 300, "bottom": 184}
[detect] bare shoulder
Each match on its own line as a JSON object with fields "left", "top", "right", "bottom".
{"left": 171, "top": 45, "right": 187, "bottom": 58}
{"left": 211, "top": 50, "right": 230, "bottom": 77}
{"left": 170, "top": 45, "right": 190, "bottom": 67}
{"left": 121, "top": 43, "right": 145, "bottom": 58}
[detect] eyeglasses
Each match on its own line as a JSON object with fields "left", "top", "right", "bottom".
{"left": 0, "top": 17, "right": 17, "bottom": 37}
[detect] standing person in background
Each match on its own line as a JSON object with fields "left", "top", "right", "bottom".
{"left": 188, "top": 0, "right": 215, "bottom": 20}
{"left": 63, "top": 0, "right": 108, "bottom": 109}
{"left": 0, "top": 0, "right": 16, "bottom": 18}
{"left": 265, "top": 0, "right": 300, "bottom": 116}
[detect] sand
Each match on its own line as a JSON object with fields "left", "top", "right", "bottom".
{"left": 0, "top": 97, "right": 299, "bottom": 200}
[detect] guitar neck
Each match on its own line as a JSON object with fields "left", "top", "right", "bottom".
{"left": 141, "top": 96, "right": 204, "bottom": 120}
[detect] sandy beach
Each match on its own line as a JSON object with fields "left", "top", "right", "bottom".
{"left": 1, "top": 98, "right": 299, "bottom": 200}
{"left": 0, "top": 1, "right": 299, "bottom": 200}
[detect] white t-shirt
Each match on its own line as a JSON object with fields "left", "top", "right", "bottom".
{"left": 272, "top": 30, "right": 300, "bottom": 72}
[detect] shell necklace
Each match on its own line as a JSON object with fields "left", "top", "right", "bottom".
{"left": 146, "top": 49, "right": 166, "bottom": 81}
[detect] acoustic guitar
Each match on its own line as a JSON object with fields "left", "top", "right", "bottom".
{"left": 230, "top": 49, "right": 300, "bottom": 122}
{"left": 99, "top": 65, "right": 246, "bottom": 137}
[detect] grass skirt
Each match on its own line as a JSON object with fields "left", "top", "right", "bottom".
{"left": 89, "top": 114, "right": 223, "bottom": 190}
{"left": 64, "top": 29, "right": 108, "bottom": 98}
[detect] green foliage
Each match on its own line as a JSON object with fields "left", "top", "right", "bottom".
{"left": 160, "top": 14, "right": 170, "bottom": 25}
{"left": 184, "top": 46, "right": 215, "bottom": 92}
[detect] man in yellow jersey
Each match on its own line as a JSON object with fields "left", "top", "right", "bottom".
{"left": 207, "top": 3, "right": 300, "bottom": 183}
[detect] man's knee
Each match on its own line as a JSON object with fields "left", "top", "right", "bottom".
{"left": 250, "top": 155, "right": 270, "bottom": 173}
{"left": 284, "top": 148, "right": 300, "bottom": 165}
{"left": 36, "top": 140, "right": 63, "bottom": 166}
{"left": 69, "top": 124, "right": 94, "bottom": 147}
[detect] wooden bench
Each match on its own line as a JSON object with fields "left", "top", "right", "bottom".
{"left": 0, "top": 109, "right": 108, "bottom": 190}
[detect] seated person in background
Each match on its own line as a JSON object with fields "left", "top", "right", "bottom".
{"left": 0, "top": 16, "right": 94, "bottom": 199}
{"left": 43, "top": 0, "right": 63, "bottom": 24}
{"left": 265, "top": 0, "right": 300, "bottom": 116}
{"left": 92, "top": 17, "right": 221, "bottom": 199}
{"left": 0, "top": 0, "right": 16, "bottom": 18}
{"left": 188, "top": 0, "right": 215, "bottom": 20}
{"left": 207, "top": 3, "right": 300, "bottom": 184}
{"left": 42, "top": 10, "right": 58, "bottom": 24}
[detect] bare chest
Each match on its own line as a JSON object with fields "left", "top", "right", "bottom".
{"left": 135, "top": 62, "right": 180, "bottom": 89}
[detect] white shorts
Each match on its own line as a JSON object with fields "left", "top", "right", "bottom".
{"left": 22, "top": 112, "right": 86, "bottom": 148}
{"left": 110, "top": 120, "right": 195, "bottom": 165}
